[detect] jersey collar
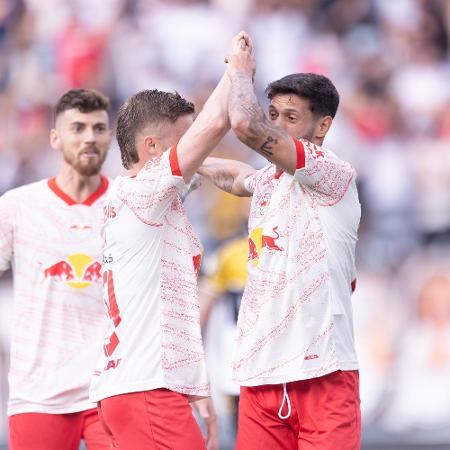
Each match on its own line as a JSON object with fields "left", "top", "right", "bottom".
{"left": 47, "top": 175, "right": 109, "bottom": 206}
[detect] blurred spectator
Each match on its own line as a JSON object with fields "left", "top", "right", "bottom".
{"left": 380, "top": 252, "right": 450, "bottom": 436}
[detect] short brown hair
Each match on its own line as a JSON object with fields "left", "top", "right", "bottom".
{"left": 116, "top": 89, "right": 195, "bottom": 169}
{"left": 55, "top": 89, "right": 110, "bottom": 120}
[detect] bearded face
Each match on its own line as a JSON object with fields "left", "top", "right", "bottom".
{"left": 51, "top": 109, "right": 112, "bottom": 176}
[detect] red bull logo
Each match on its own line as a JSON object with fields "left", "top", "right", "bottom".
{"left": 43, "top": 253, "right": 102, "bottom": 289}
{"left": 248, "top": 226, "right": 284, "bottom": 266}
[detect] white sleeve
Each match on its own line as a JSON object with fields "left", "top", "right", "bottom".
{"left": 293, "top": 138, "right": 355, "bottom": 206}
{"left": 0, "top": 191, "right": 15, "bottom": 271}
{"left": 116, "top": 147, "right": 187, "bottom": 224}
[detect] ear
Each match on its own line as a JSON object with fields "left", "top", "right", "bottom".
{"left": 315, "top": 116, "right": 332, "bottom": 139}
{"left": 143, "top": 135, "right": 155, "bottom": 150}
{"left": 142, "top": 135, "right": 159, "bottom": 158}
{"left": 49, "top": 128, "right": 59, "bottom": 150}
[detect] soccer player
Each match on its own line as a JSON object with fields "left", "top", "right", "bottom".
{"left": 0, "top": 89, "right": 114, "bottom": 449}
{"left": 199, "top": 32, "right": 361, "bottom": 450}
{"left": 89, "top": 31, "right": 250, "bottom": 450}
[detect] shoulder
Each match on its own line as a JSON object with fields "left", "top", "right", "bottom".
{"left": 1, "top": 179, "right": 47, "bottom": 202}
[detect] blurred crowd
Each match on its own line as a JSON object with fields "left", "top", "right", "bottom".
{"left": 1, "top": 0, "right": 450, "bottom": 448}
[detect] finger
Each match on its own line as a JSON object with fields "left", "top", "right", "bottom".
{"left": 238, "top": 31, "right": 252, "bottom": 47}
{"left": 246, "top": 34, "right": 254, "bottom": 53}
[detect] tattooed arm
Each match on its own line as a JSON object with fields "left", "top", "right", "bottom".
{"left": 226, "top": 35, "right": 298, "bottom": 174}
{"left": 198, "top": 157, "right": 256, "bottom": 197}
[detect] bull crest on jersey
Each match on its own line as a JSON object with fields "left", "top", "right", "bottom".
{"left": 248, "top": 226, "right": 284, "bottom": 266}
{"left": 43, "top": 253, "right": 102, "bottom": 289}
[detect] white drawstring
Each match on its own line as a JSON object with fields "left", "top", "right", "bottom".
{"left": 277, "top": 383, "right": 291, "bottom": 419}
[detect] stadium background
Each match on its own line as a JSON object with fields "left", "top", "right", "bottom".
{"left": 1, "top": 0, "right": 450, "bottom": 449}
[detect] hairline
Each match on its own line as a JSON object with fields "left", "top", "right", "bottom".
{"left": 55, "top": 108, "right": 110, "bottom": 127}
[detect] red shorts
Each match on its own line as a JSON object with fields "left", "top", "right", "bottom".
{"left": 8, "top": 408, "right": 113, "bottom": 450}
{"left": 236, "top": 370, "right": 361, "bottom": 450}
{"left": 98, "top": 389, "right": 206, "bottom": 450}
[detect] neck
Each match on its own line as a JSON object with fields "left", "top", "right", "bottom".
{"left": 129, "top": 161, "right": 146, "bottom": 177}
{"left": 129, "top": 151, "right": 161, "bottom": 176}
{"left": 55, "top": 164, "right": 101, "bottom": 203}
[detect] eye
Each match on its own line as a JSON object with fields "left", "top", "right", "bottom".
{"left": 288, "top": 116, "right": 297, "bottom": 122}
{"left": 95, "top": 124, "right": 107, "bottom": 133}
{"left": 269, "top": 111, "right": 278, "bottom": 120}
{"left": 73, "top": 124, "right": 83, "bottom": 133}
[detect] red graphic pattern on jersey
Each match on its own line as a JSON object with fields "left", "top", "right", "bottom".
{"left": 90, "top": 150, "right": 209, "bottom": 401}
{"left": 159, "top": 197, "right": 208, "bottom": 395}
{"left": 298, "top": 139, "right": 354, "bottom": 207}
{"left": 233, "top": 139, "right": 360, "bottom": 386}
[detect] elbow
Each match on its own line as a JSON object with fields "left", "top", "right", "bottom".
{"left": 230, "top": 113, "right": 252, "bottom": 142}
{"left": 210, "top": 111, "right": 230, "bottom": 135}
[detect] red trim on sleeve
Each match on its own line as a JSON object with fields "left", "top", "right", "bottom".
{"left": 169, "top": 144, "right": 182, "bottom": 177}
{"left": 293, "top": 138, "right": 306, "bottom": 169}
{"left": 351, "top": 279, "right": 357, "bottom": 293}
{"left": 47, "top": 175, "right": 109, "bottom": 206}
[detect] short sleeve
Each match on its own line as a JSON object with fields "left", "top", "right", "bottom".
{"left": 0, "top": 191, "right": 15, "bottom": 271}
{"left": 293, "top": 138, "right": 355, "bottom": 206}
{"left": 116, "top": 148, "right": 187, "bottom": 225}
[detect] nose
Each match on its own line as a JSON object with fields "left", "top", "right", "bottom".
{"left": 84, "top": 127, "right": 96, "bottom": 143}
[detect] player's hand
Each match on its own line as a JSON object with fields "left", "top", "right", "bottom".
{"left": 192, "top": 397, "right": 218, "bottom": 450}
{"left": 225, "top": 30, "right": 256, "bottom": 81}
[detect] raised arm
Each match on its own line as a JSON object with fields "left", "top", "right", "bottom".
{"left": 198, "top": 157, "right": 256, "bottom": 197}
{"left": 225, "top": 34, "right": 299, "bottom": 174}
{"left": 176, "top": 32, "right": 253, "bottom": 183}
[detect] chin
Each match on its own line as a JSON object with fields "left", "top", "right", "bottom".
{"left": 76, "top": 163, "right": 102, "bottom": 176}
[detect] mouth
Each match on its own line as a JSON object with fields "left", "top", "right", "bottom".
{"left": 80, "top": 148, "right": 100, "bottom": 158}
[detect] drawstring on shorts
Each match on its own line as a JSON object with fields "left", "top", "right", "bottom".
{"left": 277, "top": 383, "right": 291, "bottom": 419}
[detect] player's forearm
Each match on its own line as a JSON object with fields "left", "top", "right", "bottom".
{"left": 177, "top": 74, "right": 231, "bottom": 182}
{"left": 193, "top": 73, "right": 230, "bottom": 143}
{"left": 228, "top": 72, "right": 297, "bottom": 173}
{"left": 198, "top": 157, "right": 254, "bottom": 197}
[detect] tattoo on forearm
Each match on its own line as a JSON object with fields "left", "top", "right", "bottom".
{"left": 259, "top": 136, "right": 277, "bottom": 156}
{"left": 229, "top": 73, "right": 286, "bottom": 161}
{"left": 214, "top": 171, "right": 234, "bottom": 193}
{"left": 229, "top": 73, "right": 262, "bottom": 134}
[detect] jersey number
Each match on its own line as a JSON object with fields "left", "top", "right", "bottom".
{"left": 103, "top": 270, "right": 121, "bottom": 356}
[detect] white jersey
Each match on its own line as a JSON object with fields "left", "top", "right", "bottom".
{"left": 0, "top": 177, "right": 110, "bottom": 415}
{"left": 89, "top": 148, "right": 209, "bottom": 402}
{"left": 234, "top": 138, "right": 360, "bottom": 386}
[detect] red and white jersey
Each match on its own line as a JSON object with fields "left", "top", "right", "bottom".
{"left": 234, "top": 138, "right": 360, "bottom": 386}
{"left": 0, "top": 176, "right": 110, "bottom": 415}
{"left": 89, "top": 147, "right": 209, "bottom": 402}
